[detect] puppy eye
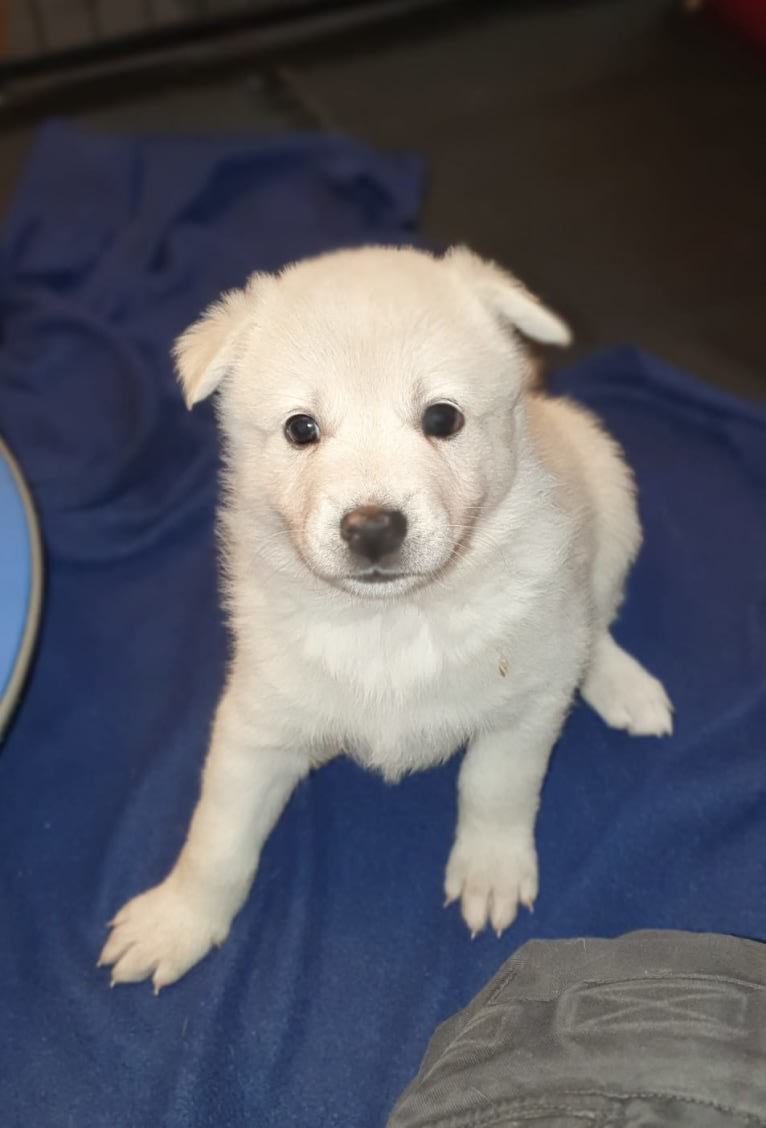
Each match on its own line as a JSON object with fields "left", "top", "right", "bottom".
{"left": 285, "top": 414, "right": 320, "bottom": 446}
{"left": 422, "top": 402, "right": 465, "bottom": 439}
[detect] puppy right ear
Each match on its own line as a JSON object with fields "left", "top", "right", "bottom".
{"left": 173, "top": 274, "right": 265, "bottom": 408}
{"left": 444, "top": 246, "right": 572, "bottom": 348}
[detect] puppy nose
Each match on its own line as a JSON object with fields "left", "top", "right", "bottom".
{"left": 340, "top": 505, "right": 408, "bottom": 562}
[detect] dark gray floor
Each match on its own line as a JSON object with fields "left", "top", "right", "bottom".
{"left": 1, "top": 0, "right": 764, "bottom": 396}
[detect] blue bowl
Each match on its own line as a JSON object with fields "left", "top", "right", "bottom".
{"left": 0, "top": 438, "right": 43, "bottom": 740}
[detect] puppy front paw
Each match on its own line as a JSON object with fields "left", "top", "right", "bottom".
{"left": 444, "top": 830, "right": 538, "bottom": 937}
{"left": 98, "top": 877, "right": 232, "bottom": 993}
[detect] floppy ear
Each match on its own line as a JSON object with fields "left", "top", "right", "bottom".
{"left": 444, "top": 245, "right": 571, "bottom": 347}
{"left": 173, "top": 274, "right": 266, "bottom": 408}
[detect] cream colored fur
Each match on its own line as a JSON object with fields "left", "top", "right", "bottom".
{"left": 100, "top": 245, "right": 672, "bottom": 992}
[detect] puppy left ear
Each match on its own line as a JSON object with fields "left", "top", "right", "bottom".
{"left": 444, "top": 245, "right": 572, "bottom": 347}
{"left": 173, "top": 273, "right": 267, "bottom": 409}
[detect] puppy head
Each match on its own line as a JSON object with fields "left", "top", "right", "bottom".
{"left": 174, "top": 246, "right": 570, "bottom": 598}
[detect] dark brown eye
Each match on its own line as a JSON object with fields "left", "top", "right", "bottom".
{"left": 422, "top": 402, "right": 465, "bottom": 439}
{"left": 285, "top": 414, "right": 320, "bottom": 446}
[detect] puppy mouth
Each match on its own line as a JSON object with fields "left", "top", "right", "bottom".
{"left": 352, "top": 569, "right": 410, "bottom": 585}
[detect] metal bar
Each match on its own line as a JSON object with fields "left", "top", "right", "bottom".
{"left": 0, "top": 0, "right": 428, "bottom": 81}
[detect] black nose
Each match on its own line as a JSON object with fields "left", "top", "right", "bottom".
{"left": 340, "top": 506, "right": 408, "bottom": 562}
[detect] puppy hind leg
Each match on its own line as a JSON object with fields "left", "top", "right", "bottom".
{"left": 582, "top": 632, "right": 673, "bottom": 737}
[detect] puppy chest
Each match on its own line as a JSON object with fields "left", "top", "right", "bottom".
{"left": 286, "top": 599, "right": 587, "bottom": 773}
{"left": 304, "top": 631, "right": 529, "bottom": 766}
{"left": 337, "top": 659, "right": 531, "bottom": 778}
{"left": 301, "top": 607, "right": 447, "bottom": 697}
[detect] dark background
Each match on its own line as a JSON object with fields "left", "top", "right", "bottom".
{"left": 1, "top": 0, "right": 764, "bottom": 397}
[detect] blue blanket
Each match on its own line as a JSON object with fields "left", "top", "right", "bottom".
{"left": 1, "top": 122, "right": 764, "bottom": 1128}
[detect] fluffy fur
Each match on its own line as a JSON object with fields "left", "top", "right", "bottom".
{"left": 100, "top": 245, "right": 672, "bottom": 992}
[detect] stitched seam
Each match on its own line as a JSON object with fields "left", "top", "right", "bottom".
{"left": 413, "top": 1101, "right": 603, "bottom": 1128}
{"left": 415, "top": 968, "right": 520, "bottom": 1089}
{"left": 484, "top": 965, "right": 519, "bottom": 1007}
{"left": 483, "top": 972, "right": 766, "bottom": 1009}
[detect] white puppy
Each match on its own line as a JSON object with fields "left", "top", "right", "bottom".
{"left": 100, "top": 245, "right": 672, "bottom": 992}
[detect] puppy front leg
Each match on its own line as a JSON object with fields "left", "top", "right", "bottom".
{"left": 445, "top": 701, "right": 569, "bottom": 937}
{"left": 99, "top": 686, "right": 310, "bottom": 992}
